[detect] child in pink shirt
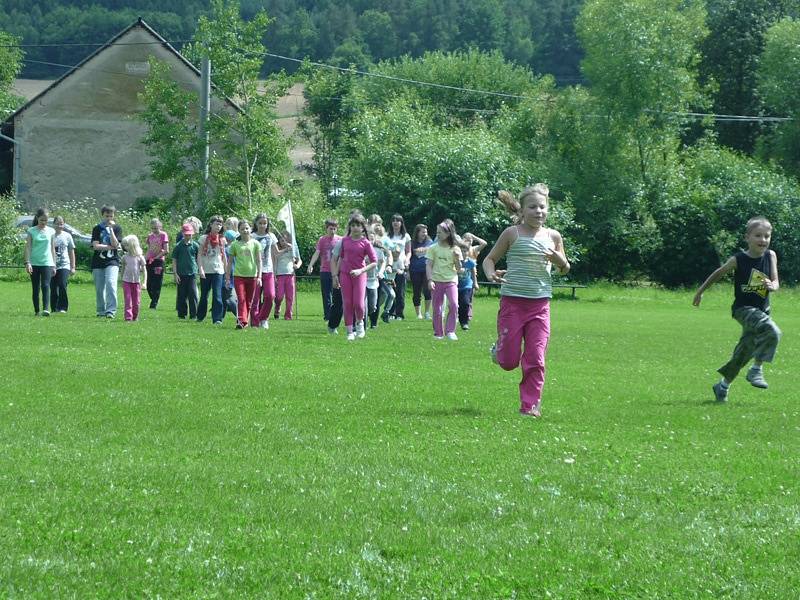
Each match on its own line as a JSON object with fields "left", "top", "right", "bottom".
{"left": 332, "top": 214, "right": 377, "bottom": 341}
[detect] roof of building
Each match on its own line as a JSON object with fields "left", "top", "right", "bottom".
{"left": 3, "top": 17, "right": 241, "bottom": 124}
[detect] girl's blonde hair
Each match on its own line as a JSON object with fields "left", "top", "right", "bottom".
{"left": 150, "top": 217, "right": 162, "bottom": 229}
{"left": 122, "top": 234, "right": 143, "bottom": 256}
{"left": 497, "top": 184, "right": 550, "bottom": 222}
{"left": 745, "top": 216, "right": 772, "bottom": 235}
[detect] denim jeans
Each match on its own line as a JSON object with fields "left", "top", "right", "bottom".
{"left": 93, "top": 265, "right": 119, "bottom": 317}
{"left": 197, "top": 273, "right": 224, "bottom": 323}
{"left": 30, "top": 265, "right": 53, "bottom": 314}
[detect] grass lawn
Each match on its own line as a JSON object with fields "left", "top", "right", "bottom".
{"left": 1, "top": 280, "right": 798, "bottom": 598}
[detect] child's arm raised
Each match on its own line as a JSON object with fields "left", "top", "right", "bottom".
{"left": 693, "top": 256, "right": 736, "bottom": 306}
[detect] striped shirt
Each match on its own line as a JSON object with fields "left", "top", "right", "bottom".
{"left": 500, "top": 227, "right": 554, "bottom": 299}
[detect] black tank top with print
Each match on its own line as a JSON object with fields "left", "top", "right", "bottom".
{"left": 732, "top": 251, "right": 771, "bottom": 315}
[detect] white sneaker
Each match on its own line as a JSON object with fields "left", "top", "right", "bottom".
{"left": 424, "top": 312, "right": 431, "bottom": 320}
{"left": 433, "top": 335, "right": 444, "bottom": 340}
{"left": 417, "top": 313, "right": 424, "bottom": 320}
{"left": 356, "top": 323, "right": 365, "bottom": 338}
{"left": 328, "top": 327, "right": 338, "bottom": 335}
{"left": 346, "top": 332, "right": 356, "bottom": 341}
{"left": 260, "top": 320, "right": 269, "bottom": 330}
{"left": 446, "top": 332, "right": 458, "bottom": 341}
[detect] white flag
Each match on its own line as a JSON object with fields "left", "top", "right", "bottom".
{"left": 276, "top": 199, "right": 300, "bottom": 258}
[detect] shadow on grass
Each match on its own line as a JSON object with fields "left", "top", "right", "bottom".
{"left": 422, "top": 406, "right": 483, "bottom": 418}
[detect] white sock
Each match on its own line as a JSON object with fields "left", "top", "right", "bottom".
{"left": 720, "top": 378, "right": 730, "bottom": 389}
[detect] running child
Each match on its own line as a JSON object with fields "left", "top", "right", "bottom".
{"left": 120, "top": 235, "right": 147, "bottom": 321}
{"left": 50, "top": 215, "right": 76, "bottom": 313}
{"left": 252, "top": 213, "right": 278, "bottom": 329}
{"left": 274, "top": 231, "right": 302, "bottom": 320}
{"left": 483, "top": 185, "right": 570, "bottom": 418}
{"left": 693, "top": 216, "right": 781, "bottom": 402}
{"left": 332, "top": 213, "right": 378, "bottom": 341}
{"left": 426, "top": 221, "right": 464, "bottom": 340}
{"left": 226, "top": 219, "right": 262, "bottom": 329}
{"left": 145, "top": 218, "right": 169, "bottom": 309}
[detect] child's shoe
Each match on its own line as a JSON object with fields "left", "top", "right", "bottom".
{"left": 433, "top": 335, "right": 444, "bottom": 340}
{"left": 712, "top": 381, "right": 728, "bottom": 402}
{"left": 446, "top": 332, "right": 458, "bottom": 341}
{"left": 346, "top": 332, "right": 356, "bottom": 341}
{"left": 356, "top": 323, "right": 365, "bottom": 339}
{"left": 328, "top": 327, "right": 338, "bottom": 335}
{"left": 520, "top": 406, "right": 541, "bottom": 417}
{"left": 424, "top": 312, "right": 431, "bottom": 320}
{"left": 489, "top": 343, "right": 499, "bottom": 365}
{"left": 746, "top": 367, "right": 768, "bottom": 389}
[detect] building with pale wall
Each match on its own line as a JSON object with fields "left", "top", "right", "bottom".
{"left": 1, "top": 18, "right": 239, "bottom": 210}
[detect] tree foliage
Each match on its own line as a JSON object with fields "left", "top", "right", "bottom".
{"left": 0, "top": 30, "right": 23, "bottom": 118}
{"left": 757, "top": 17, "right": 800, "bottom": 176}
{"left": 138, "top": 0, "right": 289, "bottom": 217}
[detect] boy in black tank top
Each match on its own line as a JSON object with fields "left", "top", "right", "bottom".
{"left": 693, "top": 217, "right": 781, "bottom": 402}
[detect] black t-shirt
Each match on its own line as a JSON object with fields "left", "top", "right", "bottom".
{"left": 90, "top": 222, "right": 122, "bottom": 269}
{"left": 732, "top": 250, "right": 771, "bottom": 315}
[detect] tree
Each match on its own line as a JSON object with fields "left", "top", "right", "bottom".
{"left": 139, "top": 0, "right": 290, "bottom": 216}
{"left": 0, "top": 31, "right": 23, "bottom": 118}
{"left": 577, "top": 0, "right": 708, "bottom": 187}
{"left": 757, "top": 17, "right": 800, "bottom": 176}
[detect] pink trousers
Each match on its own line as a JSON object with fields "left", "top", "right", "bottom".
{"left": 253, "top": 272, "right": 275, "bottom": 325}
{"left": 495, "top": 296, "right": 551, "bottom": 411}
{"left": 123, "top": 281, "right": 140, "bottom": 321}
{"left": 275, "top": 274, "right": 295, "bottom": 319}
{"left": 431, "top": 281, "right": 458, "bottom": 337}
{"left": 341, "top": 272, "right": 367, "bottom": 328}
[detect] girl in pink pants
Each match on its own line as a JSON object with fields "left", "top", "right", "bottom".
{"left": 426, "top": 221, "right": 463, "bottom": 340}
{"left": 252, "top": 213, "right": 278, "bottom": 329}
{"left": 274, "top": 231, "right": 303, "bottom": 319}
{"left": 332, "top": 214, "right": 378, "bottom": 341}
{"left": 483, "top": 184, "right": 570, "bottom": 417}
{"left": 120, "top": 235, "right": 147, "bottom": 321}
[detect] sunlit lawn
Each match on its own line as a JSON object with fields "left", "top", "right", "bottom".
{"left": 1, "top": 279, "right": 798, "bottom": 598}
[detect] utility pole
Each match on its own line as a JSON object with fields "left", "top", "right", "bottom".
{"left": 199, "top": 54, "right": 211, "bottom": 208}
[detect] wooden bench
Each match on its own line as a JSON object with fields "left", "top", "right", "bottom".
{"left": 478, "top": 281, "right": 587, "bottom": 298}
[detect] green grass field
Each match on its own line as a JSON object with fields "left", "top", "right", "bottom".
{"left": 1, "top": 280, "right": 798, "bottom": 598}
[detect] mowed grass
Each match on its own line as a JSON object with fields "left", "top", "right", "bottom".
{"left": 1, "top": 280, "right": 798, "bottom": 598}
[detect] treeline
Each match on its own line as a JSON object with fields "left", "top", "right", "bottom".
{"left": 300, "top": 1, "right": 800, "bottom": 286}
{"left": 1, "top": 0, "right": 584, "bottom": 82}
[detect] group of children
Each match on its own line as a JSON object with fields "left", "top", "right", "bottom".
{"left": 24, "top": 191, "right": 783, "bottom": 417}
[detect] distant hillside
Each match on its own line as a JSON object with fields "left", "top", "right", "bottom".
{"left": 1, "top": 0, "right": 584, "bottom": 83}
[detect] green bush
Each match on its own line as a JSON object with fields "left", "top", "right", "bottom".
{"left": 0, "top": 193, "right": 19, "bottom": 265}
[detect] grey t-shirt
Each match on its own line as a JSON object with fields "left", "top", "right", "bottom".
{"left": 54, "top": 231, "right": 75, "bottom": 270}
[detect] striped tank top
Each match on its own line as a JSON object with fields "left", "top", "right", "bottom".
{"left": 500, "top": 227, "right": 553, "bottom": 299}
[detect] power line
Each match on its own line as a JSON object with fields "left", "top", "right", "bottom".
{"left": 8, "top": 39, "right": 794, "bottom": 123}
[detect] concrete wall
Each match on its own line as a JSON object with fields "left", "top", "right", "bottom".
{"left": 14, "top": 25, "right": 228, "bottom": 211}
